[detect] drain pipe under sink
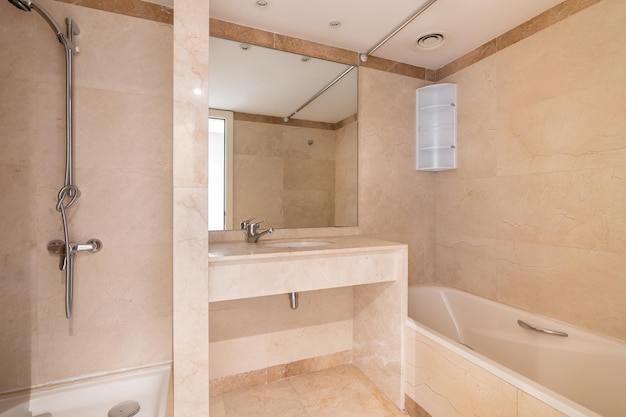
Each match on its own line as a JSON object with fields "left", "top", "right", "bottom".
{"left": 288, "top": 292, "right": 299, "bottom": 309}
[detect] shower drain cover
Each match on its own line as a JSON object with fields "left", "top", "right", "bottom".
{"left": 108, "top": 400, "right": 141, "bottom": 417}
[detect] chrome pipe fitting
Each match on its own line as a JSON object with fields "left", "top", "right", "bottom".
{"left": 288, "top": 292, "right": 299, "bottom": 310}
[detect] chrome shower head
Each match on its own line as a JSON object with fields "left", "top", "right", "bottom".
{"left": 7, "top": 0, "right": 32, "bottom": 11}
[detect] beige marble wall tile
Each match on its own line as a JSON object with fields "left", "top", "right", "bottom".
{"left": 37, "top": 317, "right": 171, "bottom": 383}
{"left": 436, "top": 178, "right": 498, "bottom": 244}
{"left": 497, "top": 168, "right": 626, "bottom": 254}
{"left": 172, "top": 188, "right": 209, "bottom": 417}
{"left": 172, "top": 0, "right": 210, "bottom": 412}
{"left": 283, "top": 159, "right": 335, "bottom": 191}
{"left": 73, "top": 88, "right": 173, "bottom": 174}
{"left": 283, "top": 190, "right": 334, "bottom": 227}
{"left": 0, "top": 3, "right": 37, "bottom": 82}
{"left": 233, "top": 154, "right": 284, "bottom": 227}
{"left": 209, "top": 288, "right": 353, "bottom": 381}
{"left": 0, "top": 0, "right": 174, "bottom": 393}
{"left": 73, "top": 244, "right": 172, "bottom": 327}
{"left": 496, "top": 240, "right": 626, "bottom": 339}
{"left": 435, "top": 240, "right": 498, "bottom": 300}
{"left": 209, "top": 287, "right": 352, "bottom": 380}
{"left": 405, "top": 325, "right": 576, "bottom": 417}
{"left": 233, "top": 120, "right": 283, "bottom": 157}
{"left": 496, "top": 2, "right": 621, "bottom": 112}
{"left": 496, "top": 83, "right": 626, "bottom": 177}
{"left": 495, "top": 2, "right": 626, "bottom": 175}
{"left": 517, "top": 391, "right": 568, "bottom": 417}
{"left": 405, "top": 327, "right": 517, "bottom": 417}
{"left": 358, "top": 67, "right": 434, "bottom": 285}
{"left": 266, "top": 350, "right": 352, "bottom": 383}
{"left": 353, "top": 246, "right": 407, "bottom": 409}
{"left": 334, "top": 120, "right": 358, "bottom": 226}
{"left": 232, "top": 119, "right": 340, "bottom": 229}
{"left": 209, "top": 351, "right": 352, "bottom": 396}
{"left": 32, "top": 0, "right": 172, "bottom": 97}
{"left": 436, "top": 58, "right": 498, "bottom": 181}
{"left": 282, "top": 126, "right": 336, "bottom": 160}
{"left": 210, "top": 334, "right": 269, "bottom": 380}
{"left": 0, "top": 81, "right": 38, "bottom": 167}
{"left": 71, "top": 2, "right": 173, "bottom": 96}
{"left": 434, "top": 176, "right": 499, "bottom": 298}
{"left": 36, "top": 243, "right": 172, "bottom": 335}
{"left": 436, "top": 0, "right": 626, "bottom": 341}
{"left": 0, "top": 189, "right": 38, "bottom": 390}
{"left": 266, "top": 321, "right": 352, "bottom": 366}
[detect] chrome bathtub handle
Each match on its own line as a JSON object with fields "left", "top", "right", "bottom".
{"left": 517, "top": 320, "right": 568, "bottom": 337}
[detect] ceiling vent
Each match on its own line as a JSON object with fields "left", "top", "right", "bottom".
{"left": 414, "top": 33, "right": 446, "bottom": 50}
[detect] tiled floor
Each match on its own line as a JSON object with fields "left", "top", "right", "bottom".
{"left": 210, "top": 365, "right": 409, "bottom": 417}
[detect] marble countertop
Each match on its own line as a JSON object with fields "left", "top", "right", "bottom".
{"left": 208, "top": 235, "right": 406, "bottom": 262}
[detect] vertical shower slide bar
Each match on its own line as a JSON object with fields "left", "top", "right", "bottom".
{"left": 6, "top": 0, "right": 102, "bottom": 319}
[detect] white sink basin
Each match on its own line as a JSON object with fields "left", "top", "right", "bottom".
{"left": 264, "top": 240, "right": 333, "bottom": 248}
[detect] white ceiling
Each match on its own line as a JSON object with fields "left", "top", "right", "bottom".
{"left": 147, "top": 0, "right": 567, "bottom": 123}
{"left": 145, "top": 0, "right": 566, "bottom": 69}
{"left": 208, "top": 0, "right": 565, "bottom": 69}
{"left": 208, "top": 37, "right": 357, "bottom": 123}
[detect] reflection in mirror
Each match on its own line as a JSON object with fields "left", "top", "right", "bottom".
{"left": 208, "top": 36, "right": 358, "bottom": 231}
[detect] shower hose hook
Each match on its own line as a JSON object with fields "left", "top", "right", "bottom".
{"left": 56, "top": 184, "right": 81, "bottom": 212}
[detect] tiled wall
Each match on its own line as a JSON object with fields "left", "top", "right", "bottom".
{"left": 171, "top": 0, "right": 210, "bottom": 416}
{"left": 357, "top": 68, "right": 435, "bottom": 285}
{"left": 334, "top": 120, "right": 358, "bottom": 226}
{"left": 3, "top": 3, "right": 620, "bottom": 417}
{"left": 435, "top": 0, "right": 626, "bottom": 341}
{"left": 232, "top": 120, "right": 338, "bottom": 228}
{"left": 209, "top": 288, "right": 353, "bottom": 388}
{"left": 206, "top": 65, "right": 434, "bottom": 391}
{"left": 0, "top": 0, "right": 173, "bottom": 391}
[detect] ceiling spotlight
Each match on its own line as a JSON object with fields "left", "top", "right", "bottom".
{"left": 301, "top": 56, "right": 311, "bottom": 62}
{"left": 329, "top": 20, "right": 341, "bottom": 29}
{"left": 255, "top": 0, "right": 268, "bottom": 7}
{"left": 240, "top": 43, "right": 251, "bottom": 51}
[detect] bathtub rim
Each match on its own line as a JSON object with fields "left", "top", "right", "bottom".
{"left": 405, "top": 285, "right": 604, "bottom": 417}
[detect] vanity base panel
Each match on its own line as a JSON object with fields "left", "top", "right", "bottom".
{"left": 209, "top": 248, "right": 403, "bottom": 302}
{"left": 209, "top": 350, "right": 352, "bottom": 395}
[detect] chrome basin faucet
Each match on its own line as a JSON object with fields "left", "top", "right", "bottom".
{"left": 240, "top": 217, "right": 274, "bottom": 243}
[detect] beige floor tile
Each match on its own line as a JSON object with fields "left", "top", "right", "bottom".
{"left": 209, "top": 394, "right": 227, "bottom": 417}
{"left": 213, "top": 365, "right": 407, "bottom": 417}
{"left": 222, "top": 379, "right": 308, "bottom": 417}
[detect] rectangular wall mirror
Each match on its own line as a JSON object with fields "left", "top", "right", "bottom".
{"left": 208, "top": 36, "right": 358, "bottom": 231}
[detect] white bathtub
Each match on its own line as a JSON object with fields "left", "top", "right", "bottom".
{"left": 406, "top": 285, "right": 626, "bottom": 417}
{"left": 0, "top": 364, "right": 170, "bottom": 417}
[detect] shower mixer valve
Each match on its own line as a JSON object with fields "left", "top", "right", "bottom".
{"left": 47, "top": 238, "right": 103, "bottom": 270}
